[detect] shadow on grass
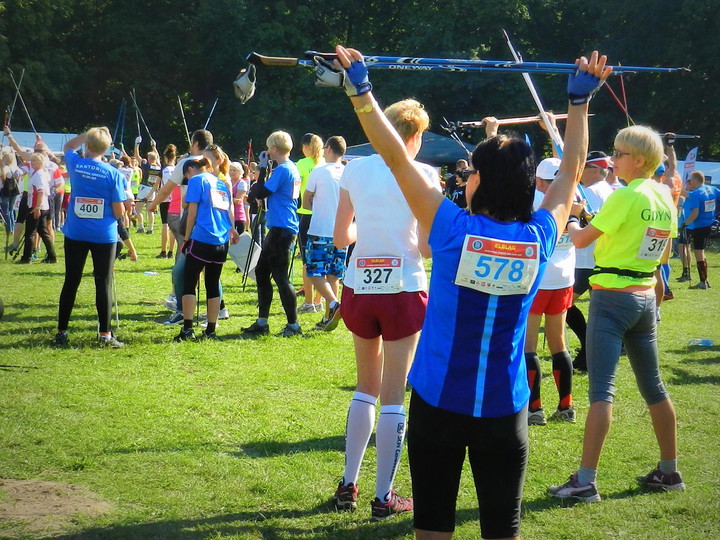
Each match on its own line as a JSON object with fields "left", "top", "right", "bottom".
{"left": 237, "top": 435, "right": 346, "bottom": 457}
{"left": 47, "top": 503, "right": 415, "bottom": 540}
{"left": 667, "top": 367, "right": 720, "bottom": 386}
{"left": 0, "top": 363, "right": 39, "bottom": 372}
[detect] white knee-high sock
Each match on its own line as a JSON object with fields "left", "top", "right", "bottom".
{"left": 342, "top": 391, "right": 377, "bottom": 486}
{"left": 375, "top": 404, "right": 406, "bottom": 502}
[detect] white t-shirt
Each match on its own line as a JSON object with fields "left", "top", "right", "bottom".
{"left": 533, "top": 190, "right": 575, "bottom": 289}
{"left": 162, "top": 165, "right": 176, "bottom": 203}
{"left": 28, "top": 168, "right": 51, "bottom": 211}
{"left": 339, "top": 154, "right": 439, "bottom": 291}
{"left": 575, "top": 179, "right": 615, "bottom": 269}
{"left": 307, "top": 162, "right": 344, "bottom": 238}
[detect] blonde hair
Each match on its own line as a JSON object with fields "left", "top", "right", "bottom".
{"left": 383, "top": 99, "right": 429, "bottom": 143}
{"left": 85, "top": 127, "right": 112, "bottom": 155}
{"left": 147, "top": 151, "right": 159, "bottom": 164}
{"left": 203, "top": 145, "right": 230, "bottom": 178}
{"left": 29, "top": 152, "right": 44, "bottom": 164}
{"left": 266, "top": 131, "right": 293, "bottom": 155}
{"left": 614, "top": 126, "right": 663, "bottom": 177}
{"left": 301, "top": 133, "right": 323, "bottom": 162}
{"left": 689, "top": 170, "right": 705, "bottom": 184}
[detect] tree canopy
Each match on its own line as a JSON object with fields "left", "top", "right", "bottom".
{"left": 1, "top": 0, "right": 716, "bottom": 161}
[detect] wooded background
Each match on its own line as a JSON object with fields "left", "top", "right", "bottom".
{"left": 1, "top": 0, "right": 717, "bottom": 161}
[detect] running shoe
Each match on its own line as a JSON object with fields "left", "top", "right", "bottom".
{"left": 550, "top": 407, "right": 576, "bottom": 423}
{"left": 313, "top": 302, "right": 324, "bottom": 312}
{"left": 528, "top": 408, "right": 547, "bottom": 426}
{"left": 163, "top": 312, "right": 184, "bottom": 325}
{"left": 315, "top": 316, "right": 330, "bottom": 331}
{"left": 573, "top": 349, "right": 587, "bottom": 372}
{"left": 279, "top": 324, "right": 303, "bottom": 338}
{"left": 4, "top": 243, "right": 18, "bottom": 254}
{"left": 16, "top": 258, "right": 31, "bottom": 264}
{"left": 676, "top": 273, "right": 691, "bottom": 283}
{"left": 636, "top": 465, "right": 685, "bottom": 491}
{"left": 167, "top": 251, "right": 173, "bottom": 259}
{"left": 99, "top": 334, "right": 125, "bottom": 348}
{"left": 663, "top": 289, "right": 675, "bottom": 301}
{"left": 370, "top": 491, "right": 413, "bottom": 521}
{"left": 137, "top": 227, "right": 145, "bottom": 234}
{"left": 296, "top": 302, "right": 317, "bottom": 314}
{"left": 156, "top": 251, "right": 167, "bottom": 259}
{"left": 174, "top": 328, "right": 196, "bottom": 342}
{"left": 218, "top": 307, "right": 230, "bottom": 320}
{"left": 53, "top": 332, "right": 69, "bottom": 346}
{"left": 241, "top": 321, "right": 270, "bottom": 337}
{"left": 689, "top": 281, "right": 710, "bottom": 290}
{"left": 199, "top": 331, "right": 220, "bottom": 341}
{"left": 41, "top": 258, "right": 58, "bottom": 264}
{"left": 332, "top": 482, "right": 358, "bottom": 512}
{"left": 146, "top": 228, "right": 153, "bottom": 234}
{"left": 322, "top": 302, "right": 342, "bottom": 332}
{"left": 547, "top": 473, "right": 601, "bottom": 503}
{"left": 163, "top": 295, "right": 177, "bottom": 311}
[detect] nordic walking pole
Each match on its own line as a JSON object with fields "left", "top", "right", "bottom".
{"left": 502, "top": 30, "right": 596, "bottom": 213}
{"left": 8, "top": 69, "right": 38, "bottom": 134}
{"left": 178, "top": 96, "right": 191, "bottom": 147}
{"left": 242, "top": 206, "right": 263, "bottom": 291}
{"left": 112, "top": 268, "right": 120, "bottom": 330}
{"left": 2, "top": 68, "right": 24, "bottom": 148}
{"left": 203, "top": 98, "right": 219, "bottom": 130}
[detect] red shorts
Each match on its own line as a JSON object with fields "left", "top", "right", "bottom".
{"left": 341, "top": 286, "right": 428, "bottom": 341}
{"left": 529, "top": 286, "right": 573, "bottom": 316}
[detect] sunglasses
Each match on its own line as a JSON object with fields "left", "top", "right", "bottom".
{"left": 612, "top": 150, "right": 631, "bottom": 158}
{"left": 457, "top": 169, "right": 477, "bottom": 181}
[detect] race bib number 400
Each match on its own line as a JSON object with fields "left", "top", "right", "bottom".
{"left": 455, "top": 235, "right": 540, "bottom": 296}
{"left": 355, "top": 257, "right": 403, "bottom": 294}
{"left": 637, "top": 227, "right": 670, "bottom": 260}
{"left": 704, "top": 199, "right": 716, "bottom": 214}
{"left": 74, "top": 197, "right": 104, "bottom": 219}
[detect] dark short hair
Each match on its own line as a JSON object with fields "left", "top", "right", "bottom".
{"left": 325, "top": 136, "right": 346, "bottom": 156}
{"left": 470, "top": 135, "right": 536, "bottom": 222}
{"left": 191, "top": 130, "right": 213, "bottom": 149}
{"left": 182, "top": 156, "right": 210, "bottom": 175}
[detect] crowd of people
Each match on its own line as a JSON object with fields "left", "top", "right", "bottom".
{"left": 2, "top": 44, "right": 719, "bottom": 539}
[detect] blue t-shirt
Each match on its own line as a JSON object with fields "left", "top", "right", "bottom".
{"left": 62, "top": 150, "right": 127, "bottom": 243}
{"left": 264, "top": 160, "right": 300, "bottom": 233}
{"left": 409, "top": 199, "right": 557, "bottom": 418}
{"left": 185, "top": 172, "right": 233, "bottom": 245}
{"left": 685, "top": 184, "right": 719, "bottom": 229}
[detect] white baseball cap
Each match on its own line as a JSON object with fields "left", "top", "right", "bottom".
{"left": 536, "top": 157, "right": 561, "bottom": 180}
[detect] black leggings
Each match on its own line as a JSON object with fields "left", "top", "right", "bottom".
{"left": 58, "top": 238, "right": 117, "bottom": 333}
{"left": 255, "top": 227, "right": 297, "bottom": 323}
{"left": 183, "top": 239, "right": 228, "bottom": 300}
{"left": 22, "top": 209, "right": 56, "bottom": 261}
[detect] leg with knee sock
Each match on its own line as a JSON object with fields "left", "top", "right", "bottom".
{"left": 341, "top": 392, "right": 377, "bottom": 487}
{"left": 375, "top": 404, "right": 406, "bottom": 502}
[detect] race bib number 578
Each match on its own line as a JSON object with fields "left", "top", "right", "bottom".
{"left": 455, "top": 235, "right": 540, "bottom": 295}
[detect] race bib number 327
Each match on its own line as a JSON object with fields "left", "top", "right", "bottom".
{"left": 455, "top": 235, "right": 540, "bottom": 296}
{"left": 355, "top": 257, "right": 403, "bottom": 294}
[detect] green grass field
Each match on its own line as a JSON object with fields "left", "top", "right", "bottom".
{"left": 0, "top": 231, "right": 719, "bottom": 539}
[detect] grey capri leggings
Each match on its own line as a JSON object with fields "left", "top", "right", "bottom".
{"left": 587, "top": 288, "right": 669, "bottom": 405}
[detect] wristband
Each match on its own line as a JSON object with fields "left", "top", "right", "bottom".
{"left": 354, "top": 103, "right": 375, "bottom": 114}
{"left": 567, "top": 216, "right": 580, "bottom": 225}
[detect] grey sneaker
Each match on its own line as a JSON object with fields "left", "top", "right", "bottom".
{"left": 199, "top": 331, "right": 220, "bottom": 341}
{"left": 163, "top": 295, "right": 177, "bottom": 310}
{"left": 279, "top": 324, "right": 303, "bottom": 338}
{"left": 528, "top": 408, "right": 547, "bottom": 426}
{"left": 548, "top": 473, "right": 601, "bottom": 503}
{"left": 550, "top": 407, "right": 576, "bottom": 423}
{"left": 297, "top": 302, "right": 317, "bottom": 314}
{"left": 315, "top": 316, "right": 330, "bottom": 330}
{"left": 689, "top": 281, "right": 710, "bottom": 290}
{"left": 637, "top": 465, "right": 685, "bottom": 491}
{"left": 218, "top": 307, "right": 230, "bottom": 320}
{"left": 99, "top": 334, "right": 124, "bottom": 348}
{"left": 322, "top": 302, "right": 342, "bottom": 332}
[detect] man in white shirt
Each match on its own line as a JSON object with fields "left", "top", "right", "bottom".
{"left": 302, "top": 136, "right": 347, "bottom": 331}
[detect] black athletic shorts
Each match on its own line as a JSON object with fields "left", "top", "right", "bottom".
{"left": 573, "top": 267, "right": 594, "bottom": 295}
{"left": 159, "top": 202, "right": 170, "bottom": 224}
{"left": 407, "top": 391, "right": 528, "bottom": 538}
{"left": 690, "top": 226, "right": 711, "bottom": 250}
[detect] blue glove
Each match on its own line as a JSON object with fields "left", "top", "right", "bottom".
{"left": 344, "top": 59, "right": 372, "bottom": 97}
{"left": 567, "top": 69, "right": 603, "bottom": 105}
{"left": 259, "top": 151, "right": 269, "bottom": 168}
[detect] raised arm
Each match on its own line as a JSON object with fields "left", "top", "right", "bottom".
{"left": 329, "top": 46, "right": 444, "bottom": 233}
{"left": 539, "top": 51, "right": 611, "bottom": 234}
{"left": 4, "top": 126, "right": 32, "bottom": 162}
